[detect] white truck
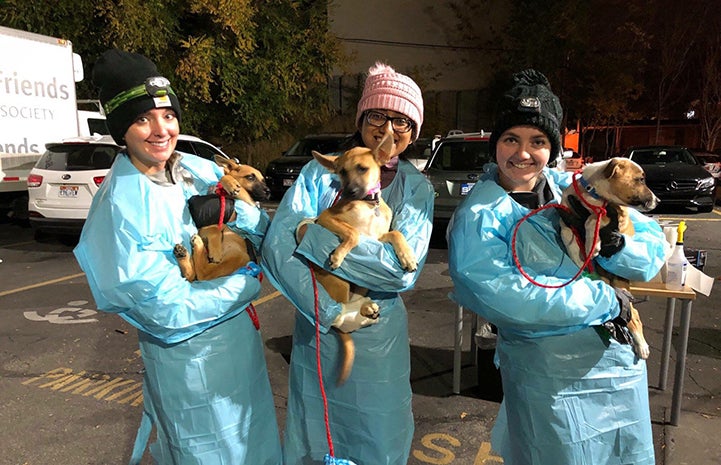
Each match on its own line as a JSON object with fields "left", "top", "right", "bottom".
{"left": 0, "top": 26, "right": 88, "bottom": 220}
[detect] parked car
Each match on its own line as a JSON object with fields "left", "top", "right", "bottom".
{"left": 27, "top": 134, "right": 231, "bottom": 236}
{"left": 622, "top": 145, "right": 715, "bottom": 212}
{"left": 693, "top": 151, "right": 721, "bottom": 184}
{"left": 405, "top": 135, "right": 440, "bottom": 170}
{"left": 264, "top": 133, "right": 352, "bottom": 199}
{"left": 175, "top": 134, "right": 233, "bottom": 161}
{"left": 560, "top": 148, "right": 585, "bottom": 172}
{"left": 422, "top": 131, "right": 492, "bottom": 224}
{"left": 27, "top": 135, "right": 122, "bottom": 235}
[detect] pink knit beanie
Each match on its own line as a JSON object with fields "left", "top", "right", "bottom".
{"left": 356, "top": 62, "right": 424, "bottom": 140}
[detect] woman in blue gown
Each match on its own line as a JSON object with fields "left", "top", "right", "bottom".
{"left": 448, "top": 69, "right": 667, "bottom": 465}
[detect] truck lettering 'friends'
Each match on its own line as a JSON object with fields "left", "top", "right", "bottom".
{"left": 0, "top": 71, "right": 71, "bottom": 100}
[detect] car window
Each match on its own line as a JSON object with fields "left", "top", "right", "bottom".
{"left": 175, "top": 140, "right": 196, "bottom": 156}
{"left": 630, "top": 150, "right": 660, "bottom": 164}
{"left": 430, "top": 141, "right": 490, "bottom": 170}
{"left": 698, "top": 154, "right": 720, "bottom": 163}
{"left": 631, "top": 148, "right": 698, "bottom": 165}
{"left": 87, "top": 118, "right": 109, "bottom": 136}
{"left": 285, "top": 137, "right": 348, "bottom": 156}
{"left": 193, "top": 142, "right": 223, "bottom": 160}
{"left": 37, "top": 145, "right": 119, "bottom": 171}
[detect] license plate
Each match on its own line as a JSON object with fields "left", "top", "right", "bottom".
{"left": 282, "top": 178, "right": 294, "bottom": 187}
{"left": 59, "top": 185, "right": 79, "bottom": 198}
{"left": 460, "top": 182, "right": 475, "bottom": 195}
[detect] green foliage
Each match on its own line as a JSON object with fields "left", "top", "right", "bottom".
{"left": 0, "top": 0, "right": 341, "bottom": 151}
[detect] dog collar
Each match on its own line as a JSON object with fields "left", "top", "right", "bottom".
{"left": 574, "top": 172, "right": 601, "bottom": 200}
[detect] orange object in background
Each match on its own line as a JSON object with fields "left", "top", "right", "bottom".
{"left": 563, "top": 130, "right": 579, "bottom": 153}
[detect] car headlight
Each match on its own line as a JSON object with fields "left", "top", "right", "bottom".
{"left": 699, "top": 177, "right": 716, "bottom": 189}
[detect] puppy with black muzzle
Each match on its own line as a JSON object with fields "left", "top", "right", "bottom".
{"left": 559, "top": 157, "right": 659, "bottom": 359}
{"left": 307, "top": 132, "right": 417, "bottom": 384}
{"left": 174, "top": 155, "right": 270, "bottom": 282}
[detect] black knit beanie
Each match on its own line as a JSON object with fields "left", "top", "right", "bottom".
{"left": 489, "top": 69, "right": 563, "bottom": 161}
{"left": 92, "top": 49, "right": 182, "bottom": 144}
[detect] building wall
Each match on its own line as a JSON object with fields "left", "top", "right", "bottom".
{"left": 327, "top": 1, "right": 497, "bottom": 135}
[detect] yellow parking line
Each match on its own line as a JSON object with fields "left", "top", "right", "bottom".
{"left": 0, "top": 273, "right": 86, "bottom": 297}
{"left": 253, "top": 290, "right": 282, "bottom": 305}
{"left": 0, "top": 240, "right": 36, "bottom": 248}
{"left": 0, "top": 273, "right": 284, "bottom": 308}
{"left": 656, "top": 216, "right": 721, "bottom": 222}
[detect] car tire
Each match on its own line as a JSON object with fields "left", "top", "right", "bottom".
{"left": 33, "top": 229, "right": 48, "bottom": 242}
{"left": 698, "top": 205, "right": 714, "bottom": 213}
{"left": 11, "top": 195, "right": 29, "bottom": 222}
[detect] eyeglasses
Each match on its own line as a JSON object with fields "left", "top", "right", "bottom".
{"left": 365, "top": 110, "right": 414, "bottom": 133}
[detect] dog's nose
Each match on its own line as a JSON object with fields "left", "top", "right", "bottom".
{"left": 343, "top": 186, "right": 363, "bottom": 199}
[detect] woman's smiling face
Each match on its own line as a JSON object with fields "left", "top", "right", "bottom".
{"left": 495, "top": 125, "right": 551, "bottom": 192}
{"left": 359, "top": 109, "right": 413, "bottom": 159}
{"left": 124, "top": 108, "right": 179, "bottom": 175}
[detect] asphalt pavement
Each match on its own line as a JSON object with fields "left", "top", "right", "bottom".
{"left": 1, "top": 204, "right": 720, "bottom": 465}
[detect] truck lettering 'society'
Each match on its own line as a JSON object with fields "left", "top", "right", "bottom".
{"left": 0, "top": 105, "right": 56, "bottom": 121}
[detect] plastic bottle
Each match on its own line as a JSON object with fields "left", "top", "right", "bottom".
{"left": 665, "top": 221, "right": 688, "bottom": 290}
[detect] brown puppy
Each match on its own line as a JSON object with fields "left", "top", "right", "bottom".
{"left": 559, "top": 157, "right": 659, "bottom": 359}
{"left": 310, "top": 133, "right": 417, "bottom": 384}
{"left": 174, "top": 155, "right": 270, "bottom": 281}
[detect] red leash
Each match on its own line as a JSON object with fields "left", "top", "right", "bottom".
{"left": 309, "top": 266, "right": 336, "bottom": 457}
{"left": 511, "top": 173, "right": 607, "bottom": 288}
{"left": 214, "top": 182, "right": 227, "bottom": 230}
{"left": 247, "top": 271, "right": 263, "bottom": 330}
{"left": 214, "top": 182, "right": 260, "bottom": 329}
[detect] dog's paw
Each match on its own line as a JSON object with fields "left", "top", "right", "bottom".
{"left": 400, "top": 255, "right": 417, "bottom": 273}
{"left": 190, "top": 234, "right": 204, "bottom": 250}
{"left": 173, "top": 243, "right": 188, "bottom": 258}
{"left": 328, "top": 250, "right": 347, "bottom": 270}
{"left": 635, "top": 342, "right": 650, "bottom": 360}
{"left": 220, "top": 175, "right": 242, "bottom": 197}
{"left": 360, "top": 301, "right": 380, "bottom": 320}
{"left": 395, "top": 249, "right": 417, "bottom": 272}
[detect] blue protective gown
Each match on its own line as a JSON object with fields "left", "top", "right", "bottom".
{"left": 261, "top": 158, "right": 434, "bottom": 465}
{"left": 73, "top": 153, "right": 282, "bottom": 465}
{"left": 447, "top": 165, "right": 666, "bottom": 465}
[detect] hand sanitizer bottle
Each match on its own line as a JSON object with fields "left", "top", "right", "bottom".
{"left": 665, "top": 221, "right": 688, "bottom": 290}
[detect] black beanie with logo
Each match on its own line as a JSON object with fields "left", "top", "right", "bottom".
{"left": 92, "top": 49, "right": 182, "bottom": 144}
{"left": 489, "top": 69, "right": 563, "bottom": 161}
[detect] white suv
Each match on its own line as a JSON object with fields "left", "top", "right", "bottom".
{"left": 27, "top": 134, "right": 230, "bottom": 236}
{"left": 27, "top": 135, "right": 122, "bottom": 235}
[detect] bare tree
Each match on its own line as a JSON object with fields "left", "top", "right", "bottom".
{"left": 648, "top": 0, "right": 706, "bottom": 142}
{"left": 694, "top": 28, "right": 721, "bottom": 151}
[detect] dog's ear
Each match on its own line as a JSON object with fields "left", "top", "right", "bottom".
{"left": 214, "top": 155, "right": 239, "bottom": 174}
{"left": 373, "top": 132, "right": 396, "bottom": 165}
{"left": 603, "top": 158, "right": 622, "bottom": 179}
{"left": 312, "top": 150, "right": 338, "bottom": 172}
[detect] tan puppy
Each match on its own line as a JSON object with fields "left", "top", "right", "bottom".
{"left": 174, "top": 156, "right": 270, "bottom": 281}
{"left": 310, "top": 133, "right": 417, "bottom": 384}
{"left": 559, "top": 157, "right": 659, "bottom": 359}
